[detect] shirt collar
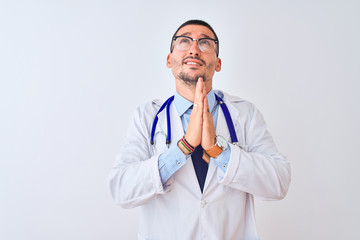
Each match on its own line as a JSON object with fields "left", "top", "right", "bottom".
{"left": 174, "top": 89, "right": 217, "bottom": 117}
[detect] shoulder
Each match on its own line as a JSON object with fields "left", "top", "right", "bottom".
{"left": 214, "top": 89, "right": 255, "bottom": 111}
{"left": 128, "top": 99, "right": 164, "bottom": 134}
{"left": 214, "top": 90, "right": 266, "bottom": 127}
{"left": 135, "top": 98, "right": 162, "bottom": 115}
{"left": 132, "top": 97, "right": 171, "bottom": 125}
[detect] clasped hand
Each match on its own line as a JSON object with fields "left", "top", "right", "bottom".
{"left": 184, "top": 78, "right": 216, "bottom": 151}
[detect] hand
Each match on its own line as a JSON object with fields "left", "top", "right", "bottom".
{"left": 201, "top": 86, "right": 216, "bottom": 150}
{"left": 184, "top": 78, "right": 205, "bottom": 148}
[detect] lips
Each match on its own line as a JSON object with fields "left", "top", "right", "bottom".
{"left": 183, "top": 57, "right": 205, "bottom": 66}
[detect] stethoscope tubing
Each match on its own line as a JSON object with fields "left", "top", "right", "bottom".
{"left": 150, "top": 96, "right": 174, "bottom": 145}
{"left": 150, "top": 94, "right": 238, "bottom": 147}
{"left": 215, "top": 94, "right": 238, "bottom": 144}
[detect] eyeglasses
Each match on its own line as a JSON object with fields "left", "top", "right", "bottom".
{"left": 172, "top": 36, "right": 218, "bottom": 54}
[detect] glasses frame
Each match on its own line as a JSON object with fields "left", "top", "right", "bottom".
{"left": 172, "top": 36, "right": 218, "bottom": 54}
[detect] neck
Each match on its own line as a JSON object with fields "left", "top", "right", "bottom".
{"left": 175, "top": 78, "right": 212, "bottom": 102}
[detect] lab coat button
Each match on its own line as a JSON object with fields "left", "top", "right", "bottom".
{"left": 201, "top": 200, "right": 207, "bottom": 208}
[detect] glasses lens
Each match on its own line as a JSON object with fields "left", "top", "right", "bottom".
{"left": 175, "top": 37, "right": 192, "bottom": 51}
{"left": 173, "top": 37, "right": 216, "bottom": 53}
{"left": 198, "top": 39, "right": 215, "bottom": 53}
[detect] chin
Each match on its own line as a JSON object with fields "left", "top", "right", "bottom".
{"left": 186, "top": 71, "right": 205, "bottom": 79}
{"left": 178, "top": 71, "right": 207, "bottom": 85}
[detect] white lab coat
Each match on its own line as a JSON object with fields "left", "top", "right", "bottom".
{"left": 108, "top": 90, "right": 291, "bottom": 240}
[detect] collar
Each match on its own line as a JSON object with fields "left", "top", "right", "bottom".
{"left": 174, "top": 89, "right": 217, "bottom": 117}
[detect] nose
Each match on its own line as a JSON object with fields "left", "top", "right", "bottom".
{"left": 189, "top": 39, "right": 201, "bottom": 56}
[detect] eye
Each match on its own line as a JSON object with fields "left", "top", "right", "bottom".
{"left": 199, "top": 39, "right": 211, "bottom": 46}
{"left": 179, "top": 37, "right": 191, "bottom": 44}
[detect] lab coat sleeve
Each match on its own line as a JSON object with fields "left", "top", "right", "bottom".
{"left": 219, "top": 103, "right": 291, "bottom": 200}
{"left": 108, "top": 103, "right": 166, "bottom": 209}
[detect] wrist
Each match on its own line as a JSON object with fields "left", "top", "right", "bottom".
{"left": 184, "top": 133, "right": 197, "bottom": 148}
{"left": 203, "top": 136, "right": 216, "bottom": 151}
{"left": 177, "top": 136, "right": 195, "bottom": 155}
{"left": 204, "top": 135, "right": 228, "bottom": 158}
{"left": 202, "top": 137, "right": 216, "bottom": 151}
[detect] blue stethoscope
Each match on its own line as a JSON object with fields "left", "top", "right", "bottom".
{"left": 150, "top": 94, "right": 238, "bottom": 147}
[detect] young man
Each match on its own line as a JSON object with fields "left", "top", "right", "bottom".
{"left": 109, "top": 20, "right": 291, "bottom": 240}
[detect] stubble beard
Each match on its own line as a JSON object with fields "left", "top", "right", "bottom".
{"left": 178, "top": 72, "right": 206, "bottom": 87}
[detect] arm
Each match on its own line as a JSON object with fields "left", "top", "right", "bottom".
{"left": 108, "top": 103, "right": 168, "bottom": 209}
{"left": 218, "top": 104, "right": 291, "bottom": 200}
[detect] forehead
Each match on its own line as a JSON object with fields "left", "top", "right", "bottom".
{"left": 176, "top": 24, "right": 215, "bottom": 39}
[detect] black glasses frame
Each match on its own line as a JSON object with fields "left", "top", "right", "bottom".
{"left": 172, "top": 36, "right": 218, "bottom": 53}
{"left": 173, "top": 36, "right": 218, "bottom": 44}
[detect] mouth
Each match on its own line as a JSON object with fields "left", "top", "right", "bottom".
{"left": 183, "top": 57, "right": 205, "bottom": 67}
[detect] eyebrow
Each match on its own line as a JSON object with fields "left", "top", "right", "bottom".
{"left": 177, "top": 32, "right": 213, "bottom": 39}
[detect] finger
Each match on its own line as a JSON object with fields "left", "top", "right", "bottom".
{"left": 194, "top": 78, "right": 203, "bottom": 100}
{"left": 203, "top": 95, "right": 215, "bottom": 129}
{"left": 202, "top": 82, "right": 208, "bottom": 111}
{"left": 201, "top": 78, "right": 206, "bottom": 95}
{"left": 203, "top": 94, "right": 209, "bottom": 115}
{"left": 201, "top": 96, "right": 216, "bottom": 150}
{"left": 194, "top": 78, "right": 204, "bottom": 110}
{"left": 203, "top": 96, "right": 212, "bottom": 127}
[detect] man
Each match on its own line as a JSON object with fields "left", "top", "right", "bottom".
{"left": 108, "top": 20, "right": 291, "bottom": 240}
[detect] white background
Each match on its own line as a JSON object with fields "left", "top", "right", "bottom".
{"left": 1, "top": 0, "right": 359, "bottom": 239}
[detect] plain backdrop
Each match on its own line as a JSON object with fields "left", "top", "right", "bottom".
{"left": 1, "top": 0, "right": 359, "bottom": 239}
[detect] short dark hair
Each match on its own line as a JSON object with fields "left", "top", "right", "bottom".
{"left": 170, "top": 19, "right": 219, "bottom": 57}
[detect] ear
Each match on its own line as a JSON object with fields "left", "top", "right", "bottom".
{"left": 166, "top": 53, "right": 172, "bottom": 68}
{"left": 215, "top": 58, "right": 222, "bottom": 72}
